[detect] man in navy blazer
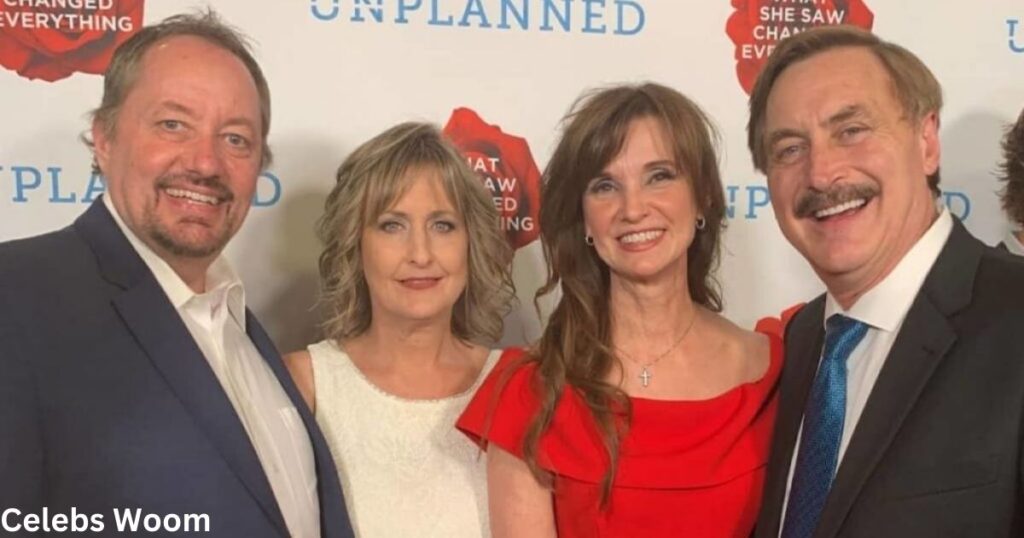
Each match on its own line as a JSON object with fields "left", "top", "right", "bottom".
{"left": 997, "top": 107, "right": 1024, "bottom": 255}
{"left": 0, "top": 11, "right": 353, "bottom": 538}
{"left": 747, "top": 27, "right": 1024, "bottom": 537}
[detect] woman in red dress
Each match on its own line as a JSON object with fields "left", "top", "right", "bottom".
{"left": 457, "top": 83, "right": 783, "bottom": 537}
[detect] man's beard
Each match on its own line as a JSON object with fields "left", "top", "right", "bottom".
{"left": 147, "top": 173, "right": 237, "bottom": 258}
{"left": 148, "top": 219, "right": 231, "bottom": 258}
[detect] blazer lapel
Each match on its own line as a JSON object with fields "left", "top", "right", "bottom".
{"left": 76, "top": 199, "right": 289, "bottom": 536}
{"left": 757, "top": 298, "right": 826, "bottom": 538}
{"left": 245, "top": 313, "right": 354, "bottom": 538}
{"left": 813, "top": 220, "right": 981, "bottom": 538}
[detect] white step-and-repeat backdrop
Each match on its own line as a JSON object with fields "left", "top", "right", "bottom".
{"left": 1, "top": 1, "right": 1021, "bottom": 351}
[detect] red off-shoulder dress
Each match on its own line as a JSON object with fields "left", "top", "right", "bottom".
{"left": 456, "top": 323, "right": 783, "bottom": 538}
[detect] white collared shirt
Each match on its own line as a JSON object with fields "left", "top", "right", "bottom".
{"left": 1003, "top": 230, "right": 1024, "bottom": 256}
{"left": 779, "top": 206, "right": 953, "bottom": 531}
{"left": 104, "top": 196, "right": 321, "bottom": 538}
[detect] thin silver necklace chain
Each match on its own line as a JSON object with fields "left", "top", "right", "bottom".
{"left": 614, "top": 308, "right": 699, "bottom": 388}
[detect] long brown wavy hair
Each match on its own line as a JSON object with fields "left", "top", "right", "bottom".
{"left": 520, "top": 83, "right": 727, "bottom": 503}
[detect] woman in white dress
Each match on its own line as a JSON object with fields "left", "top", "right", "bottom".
{"left": 284, "top": 122, "right": 515, "bottom": 537}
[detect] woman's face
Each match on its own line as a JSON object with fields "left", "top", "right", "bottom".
{"left": 361, "top": 168, "right": 469, "bottom": 328}
{"left": 582, "top": 116, "right": 700, "bottom": 285}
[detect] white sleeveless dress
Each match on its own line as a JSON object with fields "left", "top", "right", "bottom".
{"left": 308, "top": 340, "right": 498, "bottom": 538}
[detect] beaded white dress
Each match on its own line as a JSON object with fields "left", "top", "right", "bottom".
{"left": 308, "top": 340, "right": 499, "bottom": 538}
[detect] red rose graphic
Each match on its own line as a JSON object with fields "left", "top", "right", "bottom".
{"left": 0, "top": 0, "right": 144, "bottom": 82}
{"left": 443, "top": 107, "right": 542, "bottom": 250}
{"left": 726, "top": 0, "right": 873, "bottom": 95}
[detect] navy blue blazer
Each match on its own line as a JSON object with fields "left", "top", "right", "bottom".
{"left": 0, "top": 199, "right": 354, "bottom": 537}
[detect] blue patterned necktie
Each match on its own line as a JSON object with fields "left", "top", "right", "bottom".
{"left": 781, "top": 314, "right": 869, "bottom": 538}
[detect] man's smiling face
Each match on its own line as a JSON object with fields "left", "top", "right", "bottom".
{"left": 93, "top": 35, "right": 263, "bottom": 269}
{"left": 763, "top": 46, "right": 940, "bottom": 303}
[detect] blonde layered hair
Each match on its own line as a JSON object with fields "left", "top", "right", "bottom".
{"left": 316, "top": 122, "right": 515, "bottom": 343}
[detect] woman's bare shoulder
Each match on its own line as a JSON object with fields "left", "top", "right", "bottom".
{"left": 704, "top": 312, "right": 771, "bottom": 381}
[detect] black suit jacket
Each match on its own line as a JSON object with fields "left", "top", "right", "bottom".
{"left": 0, "top": 200, "right": 354, "bottom": 537}
{"left": 756, "top": 219, "right": 1024, "bottom": 537}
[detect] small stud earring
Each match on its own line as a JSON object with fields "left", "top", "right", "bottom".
{"left": 695, "top": 216, "right": 706, "bottom": 230}
{"left": 585, "top": 235, "right": 594, "bottom": 246}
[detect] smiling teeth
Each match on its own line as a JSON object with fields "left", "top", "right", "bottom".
{"left": 620, "top": 230, "right": 663, "bottom": 244}
{"left": 165, "top": 188, "right": 219, "bottom": 205}
{"left": 814, "top": 198, "right": 866, "bottom": 219}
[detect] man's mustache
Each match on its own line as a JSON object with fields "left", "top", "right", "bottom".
{"left": 155, "top": 174, "right": 234, "bottom": 203}
{"left": 795, "top": 183, "right": 878, "bottom": 218}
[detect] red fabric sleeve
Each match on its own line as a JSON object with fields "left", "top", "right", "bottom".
{"left": 456, "top": 347, "right": 610, "bottom": 481}
{"left": 456, "top": 347, "right": 536, "bottom": 458}
{"left": 754, "top": 302, "right": 806, "bottom": 342}
{"left": 458, "top": 329, "right": 783, "bottom": 488}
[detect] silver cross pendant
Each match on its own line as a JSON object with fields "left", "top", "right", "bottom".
{"left": 638, "top": 366, "right": 651, "bottom": 388}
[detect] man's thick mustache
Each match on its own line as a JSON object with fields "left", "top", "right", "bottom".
{"left": 795, "top": 184, "right": 878, "bottom": 218}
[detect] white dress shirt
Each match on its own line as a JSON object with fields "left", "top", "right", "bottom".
{"left": 779, "top": 207, "right": 953, "bottom": 530}
{"left": 1003, "top": 230, "right": 1024, "bottom": 256}
{"left": 104, "top": 196, "right": 321, "bottom": 538}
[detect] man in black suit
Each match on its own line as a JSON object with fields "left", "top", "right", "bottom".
{"left": 0, "top": 11, "right": 353, "bottom": 538}
{"left": 746, "top": 26, "right": 1024, "bottom": 537}
{"left": 998, "top": 108, "right": 1024, "bottom": 255}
